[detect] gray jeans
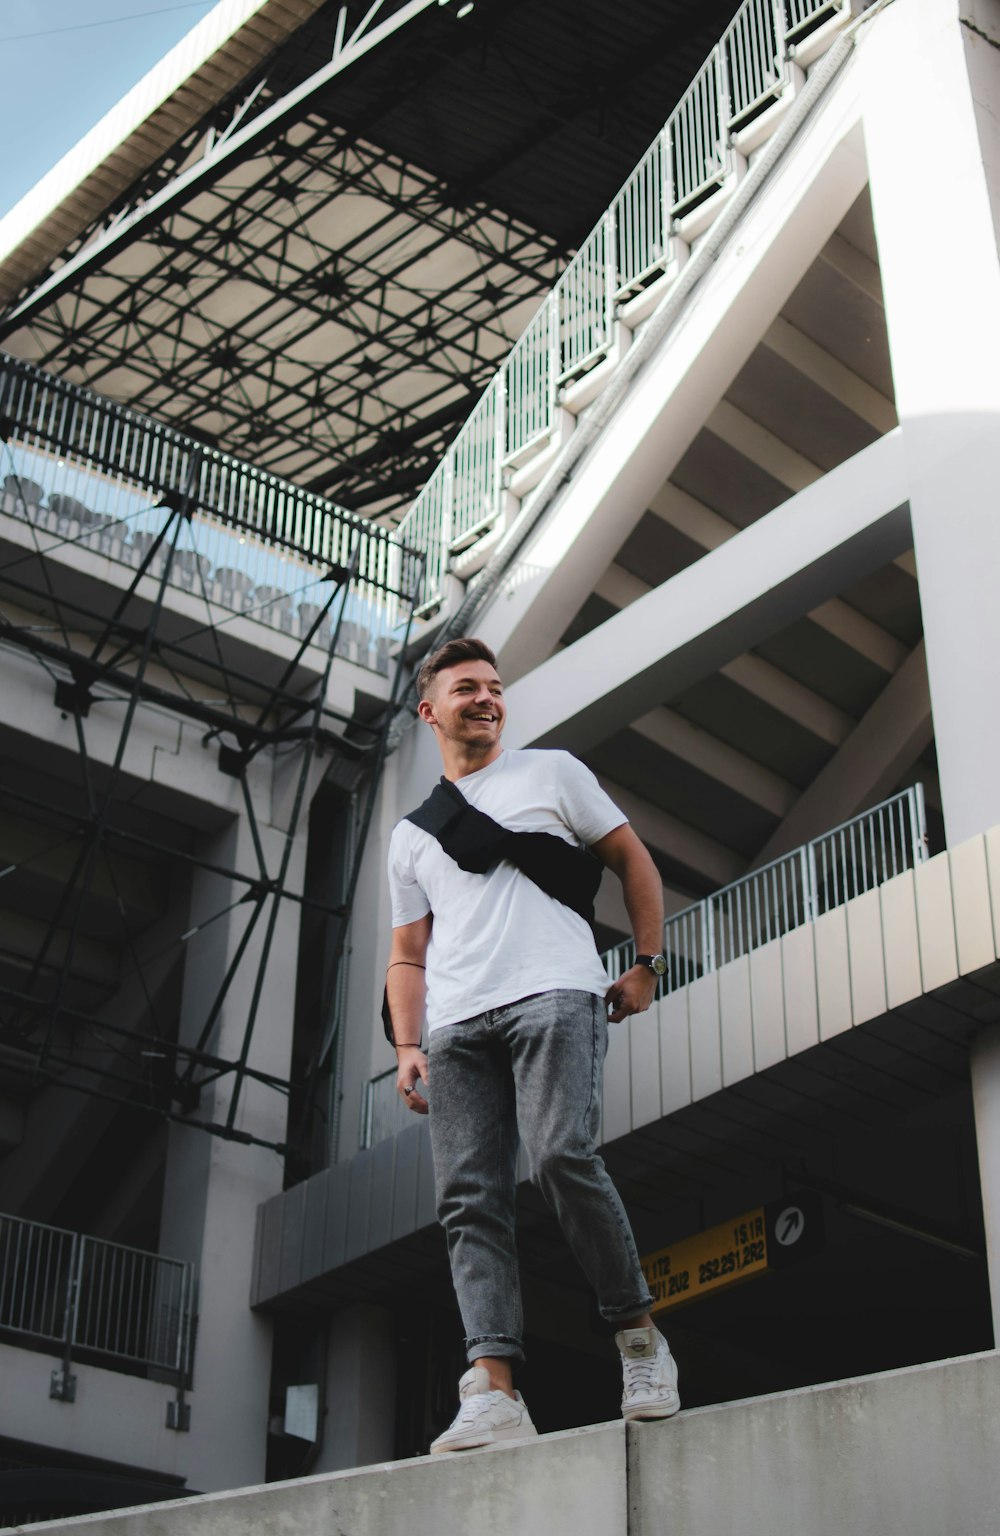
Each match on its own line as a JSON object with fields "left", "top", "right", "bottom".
{"left": 427, "top": 989, "right": 654, "bottom": 1365}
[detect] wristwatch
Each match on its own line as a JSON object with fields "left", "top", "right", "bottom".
{"left": 635, "top": 953, "right": 668, "bottom": 976}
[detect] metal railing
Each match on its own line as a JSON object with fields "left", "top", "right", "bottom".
{"left": 361, "top": 1066, "right": 413, "bottom": 1151}
{"left": 604, "top": 784, "right": 927, "bottom": 992}
{"left": 396, "top": 0, "right": 853, "bottom": 611}
{"left": 0, "top": 1212, "right": 193, "bottom": 1394}
{"left": 0, "top": 354, "right": 418, "bottom": 672}
{"left": 360, "top": 783, "right": 927, "bottom": 1148}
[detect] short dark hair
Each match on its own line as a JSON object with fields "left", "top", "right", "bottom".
{"left": 416, "top": 636, "right": 498, "bottom": 700}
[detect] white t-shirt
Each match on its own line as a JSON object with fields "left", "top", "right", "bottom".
{"left": 388, "top": 748, "right": 626, "bottom": 1032}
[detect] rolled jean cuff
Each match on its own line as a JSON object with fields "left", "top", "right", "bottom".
{"left": 466, "top": 1333, "right": 524, "bottom": 1365}
{"left": 599, "top": 1292, "right": 655, "bottom": 1325}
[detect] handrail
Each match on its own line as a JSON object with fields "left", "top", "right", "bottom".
{"left": 359, "top": 782, "right": 927, "bottom": 1148}
{"left": 0, "top": 1211, "right": 193, "bottom": 1405}
{"left": 0, "top": 352, "right": 422, "bottom": 669}
{"left": 396, "top": 0, "right": 853, "bottom": 612}
{"left": 0, "top": 352, "right": 402, "bottom": 581}
{"left": 604, "top": 784, "right": 927, "bottom": 987}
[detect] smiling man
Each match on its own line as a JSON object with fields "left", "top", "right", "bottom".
{"left": 385, "top": 636, "right": 681, "bottom": 1451}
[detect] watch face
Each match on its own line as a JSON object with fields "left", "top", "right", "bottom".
{"left": 651, "top": 954, "right": 667, "bottom": 976}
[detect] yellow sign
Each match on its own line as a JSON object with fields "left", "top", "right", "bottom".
{"left": 642, "top": 1209, "right": 768, "bottom": 1313}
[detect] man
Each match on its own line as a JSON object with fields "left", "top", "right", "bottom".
{"left": 385, "top": 636, "right": 680, "bottom": 1452}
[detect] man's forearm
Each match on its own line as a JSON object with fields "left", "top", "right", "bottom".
{"left": 622, "top": 858, "right": 664, "bottom": 954}
{"left": 385, "top": 963, "right": 427, "bottom": 1047}
{"left": 592, "top": 824, "right": 665, "bottom": 957}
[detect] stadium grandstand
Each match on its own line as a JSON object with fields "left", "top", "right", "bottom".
{"left": 1, "top": 0, "right": 1000, "bottom": 1529}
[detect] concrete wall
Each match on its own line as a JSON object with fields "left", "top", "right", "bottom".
{"left": 864, "top": 0, "right": 1000, "bottom": 846}
{"left": 0, "top": 1344, "right": 190, "bottom": 1484}
{"left": 15, "top": 1351, "right": 1000, "bottom": 1536}
{"left": 12, "top": 1421, "right": 626, "bottom": 1536}
{"left": 630, "top": 1350, "right": 1000, "bottom": 1536}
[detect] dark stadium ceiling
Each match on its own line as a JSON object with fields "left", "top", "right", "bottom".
{"left": 0, "top": 0, "right": 741, "bottom": 521}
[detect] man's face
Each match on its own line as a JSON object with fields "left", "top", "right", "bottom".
{"left": 418, "top": 658, "right": 505, "bottom": 752}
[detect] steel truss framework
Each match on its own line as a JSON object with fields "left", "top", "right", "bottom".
{"left": 0, "top": 0, "right": 567, "bottom": 520}
{"left": 19, "top": 125, "right": 562, "bottom": 517}
{"left": 0, "top": 0, "right": 738, "bottom": 520}
{"left": 0, "top": 404, "right": 421, "bottom": 1163}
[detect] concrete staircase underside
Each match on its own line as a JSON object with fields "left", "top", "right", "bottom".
{"left": 17, "top": 1350, "right": 1000, "bottom": 1536}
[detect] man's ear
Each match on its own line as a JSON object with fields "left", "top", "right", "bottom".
{"left": 416, "top": 698, "right": 436, "bottom": 725}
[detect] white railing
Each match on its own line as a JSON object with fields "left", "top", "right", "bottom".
{"left": 724, "top": 0, "right": 788, "bottom": 128}
{"left": 450, "top": 378, "right": 502, "bottom": 556}
{"left": 505, "top": 298, "right": 555, "bottom": 463}
{"left": 604, "top": 784, "right": 927, "bottom": 992}
{"left": 396, "top": 0, "right": 852, "bottom": 612}
{"left": 0, "top": 1212, "right": 193, "bottom": 1381}
{"left": 360, "top": 783, "right": 926, "bottom": 1148}
{"left": 614, "top": 135, "right": 671, "bottom": 297}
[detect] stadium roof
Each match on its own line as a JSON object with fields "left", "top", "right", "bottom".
{"left": 0, "top": 0, "right": 740, "bottom": 520}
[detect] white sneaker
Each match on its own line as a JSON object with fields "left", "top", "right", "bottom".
{"left": 430, "top": 1365, "right": 539, "bottom": 1453}
{"left": 615, "top": 1326, "right": 681, "bottom": 1421}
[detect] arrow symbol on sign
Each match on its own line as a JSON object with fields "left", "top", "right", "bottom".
{"left": 778, "top": 1208, "right": 803, "bottom": 1244}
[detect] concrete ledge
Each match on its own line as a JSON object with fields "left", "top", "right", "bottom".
{"left": 14, "top": 1421, "right": 626, "bottom": 1536}
{"left": 19, "top": 1353, "right": 1000, "bottom": 1536}
{"left": 630, "top": 1350, "right": 1000, "bottom": 1536}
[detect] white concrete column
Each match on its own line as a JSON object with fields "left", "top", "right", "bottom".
{"left": 313, "top": 1304, "right": 397, "bottom": 1472}
{"left": 970, "top": 1026, "right": 1000, "bottom": 1345}
{"left": 862, "top": 0, "right": 1000, "bottom": 844}
{"left": 159, "top": 812, "right": 305, "bottom": 1493}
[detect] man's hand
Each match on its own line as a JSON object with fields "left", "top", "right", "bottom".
{"left": 605, "top": 964, "right": 658, "bottom": 1022}
{"left": 387, "top": 915, "right": 431, "bottom": 1112}
{"left": 396, "top": 1044, "right": 429, "bottom": 1113}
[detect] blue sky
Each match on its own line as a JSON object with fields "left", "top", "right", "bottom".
{"left": 0, "top": 0, "right": 218, "bottom": 221}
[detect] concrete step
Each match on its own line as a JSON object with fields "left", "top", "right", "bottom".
{"left": 15, "top": 1350, "right": 1000, "bottom": 1536}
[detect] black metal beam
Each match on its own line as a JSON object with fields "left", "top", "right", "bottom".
{"left": 0, "top": 2, "right": 454, "bottom": 339}
{"left": 223, "top": 541, "right": 361, "bottom": 1131}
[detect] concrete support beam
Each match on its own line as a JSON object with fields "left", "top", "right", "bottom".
{"left": 761, "top": 316, "right": 897, "bottom": 434}
{"left": 707, "top": 399, "right": 822, "bottom": 493}
{"left": 598, "top": 559, "right": 857, "bottom": 748}
{"left": 630, "top": 709, "right": 795, "bottom": 819}
{"left": 649, "top": 481, "right": 736, "bottom": 550}
{"left": 594, "top": 775, "right": 744, "bottom": 887}
{"left": 504, "top": 431, "right": 909, "bottom": 758}
{"left": 864, "top": 0, "right": 1000, "bottom": 845}
{"left": 595, "top": 568, "right": 855, "bottom": 749}
{"left": 158, "top": 814, "right": 304, "bottom": 1493}
{"left": 751, "top": 642, "right": 932, "bottom": 865}
{"left": 647, "top": 487, "right": 908, "bottom": 672}
{"left": 817, "top": 229, "right": 885, "bottom": 305}
{"left": 596, "top": 559, "right": 890, "bottom": 749}
{"left": 807, "top": 595, "right": 907, "bottom": 673}
{"left": 479, "top": 86, "right": 869, "bottom": 676}
{"left": 722, "top": 654, "right": 853, "bottom": 747}
{"left": 314, "top": 1305, "right": 397, "bottom": 1474}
